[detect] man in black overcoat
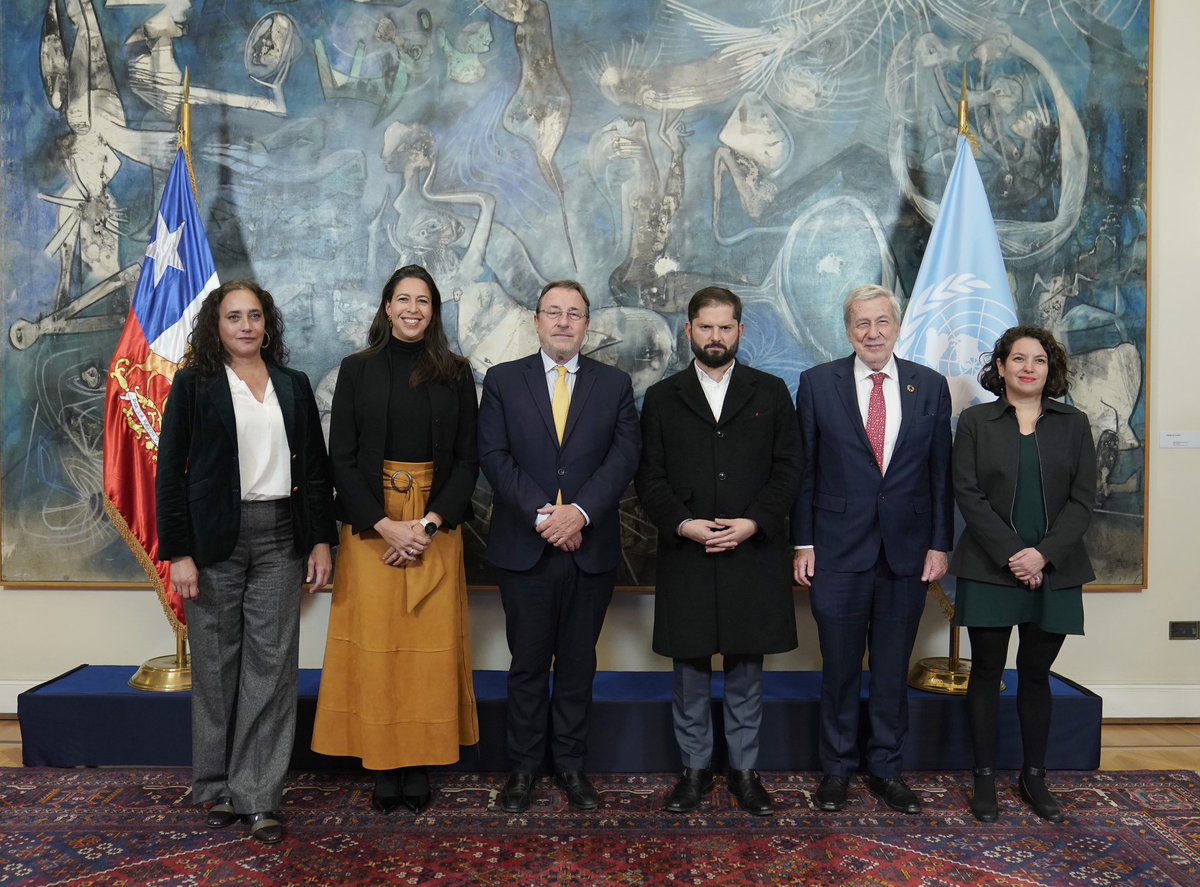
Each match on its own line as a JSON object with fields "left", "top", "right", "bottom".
{"left": 635, "top": 286, "right": 803, "bottom": 816}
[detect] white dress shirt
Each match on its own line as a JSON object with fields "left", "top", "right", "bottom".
{"left": 225, "top": 365, "right": 290, "bottom": 501}
{"left": 694, "top": 358, "right": 735, "bottom": 421}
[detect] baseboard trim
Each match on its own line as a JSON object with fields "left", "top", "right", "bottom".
{"left": 0, "top": 681, "right": 38, "bottom": 716}
{"left": 1088, "top": 684, "right": 1200, "bottom": 719}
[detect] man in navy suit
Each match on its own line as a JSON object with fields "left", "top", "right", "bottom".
{"left": 478, "top": 280, "right": 640, "bottom": 813}
{"left": 792, "top": 284, "right": 953, "bottom": 814}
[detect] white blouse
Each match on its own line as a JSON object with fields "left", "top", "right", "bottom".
{"left": 225, "top": 365, "right": 290, "bottom": 501}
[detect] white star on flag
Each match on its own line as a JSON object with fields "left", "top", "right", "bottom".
{"left": 144, "top": 213, "right": 186, "bottom": 286}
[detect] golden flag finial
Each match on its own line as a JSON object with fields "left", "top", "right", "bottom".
{"left": 179, "top": 68, "right": 199, "bottom": 201}
{"left": 958, "top": 64, "right": 980, "bottom": 155}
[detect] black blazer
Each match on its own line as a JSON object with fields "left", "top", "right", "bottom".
{"left": 328, "top": 347, "right": 478, "bottom": 532}
{"left": 156, "top": 363, "right": 338, "bottom": 566}
{"left": 950, "top": 396, "right": 1096, "bottom": 590}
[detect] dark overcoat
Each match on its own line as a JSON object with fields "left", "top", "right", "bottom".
{"left": 636, "top": 362, "right": 803, "bottom": 658}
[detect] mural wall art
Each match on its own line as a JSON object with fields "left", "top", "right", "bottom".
{"left": 0, "top": 0, "right": 1149, "bottom": 587}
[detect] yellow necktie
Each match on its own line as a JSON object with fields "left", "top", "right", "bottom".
{"left": 552, "top": 366, "right": 569, "bottom": 504}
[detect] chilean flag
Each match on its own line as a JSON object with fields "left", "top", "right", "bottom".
{"left": 102, "top": 148, "right": 218, "bottom": 627}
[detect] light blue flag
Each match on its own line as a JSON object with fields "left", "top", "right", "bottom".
{"left": 895, "top": 135, "right": 1018, "bottom": 420}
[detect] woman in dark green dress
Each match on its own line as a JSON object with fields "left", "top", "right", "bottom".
{"left": 950, "top": 326, "right": 1096, "bottom": 823}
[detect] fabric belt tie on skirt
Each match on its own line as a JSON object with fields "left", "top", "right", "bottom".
{"left": 382, "top": 459, "right": 447, "bottom": 613}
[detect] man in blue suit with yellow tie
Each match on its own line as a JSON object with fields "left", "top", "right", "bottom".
{"left": 478, "top": 279, "right": 640, "bottom": 813}
{"left": 792, "top": 284, "right": 953, "bottom": 814}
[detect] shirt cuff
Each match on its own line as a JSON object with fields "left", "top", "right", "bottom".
{"left": 793, "top": 544, "right": 814, "bottom": 550}
{"left": 571, "top": 503, "right": 591, "bottom": 525}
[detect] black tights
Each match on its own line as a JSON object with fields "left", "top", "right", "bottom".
{"left": 966, "top": 623, "right": 1066, "bottom": 770}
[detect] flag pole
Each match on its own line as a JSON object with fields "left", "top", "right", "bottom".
{"left": 127, "top": 71, "right": 196, "bottom": 692}
{"left": 906, "top": 64, "right": 1003, "bottom": 695}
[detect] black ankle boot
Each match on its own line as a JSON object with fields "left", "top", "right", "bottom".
{"left": 1018, "top": 766, "right": 1064, "bottom": 823}
{"left": 969, "top": 767, "right": 998, "bottom": 822}
{"left": 400, "top": 766, "right": 431, "bottom": 813}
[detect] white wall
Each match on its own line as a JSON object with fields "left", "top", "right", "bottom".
{"left": 2, "top": 3, "right": 1197, "bottom": 718}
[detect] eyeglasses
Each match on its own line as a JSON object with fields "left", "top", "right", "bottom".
{"left": 537, "top": 308, "right": 588, "bottom": 323}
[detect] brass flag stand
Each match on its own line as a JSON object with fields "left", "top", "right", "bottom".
{"left": 123, "top": 73, "right": 198, "bottom": 692}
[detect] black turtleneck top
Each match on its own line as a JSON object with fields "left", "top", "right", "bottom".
{"left": 384, "top": 336, "right": 433, "bottom": 462}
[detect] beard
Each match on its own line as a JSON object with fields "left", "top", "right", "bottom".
{"left": 691, "top": 337, "right": 739, "bottom": 369}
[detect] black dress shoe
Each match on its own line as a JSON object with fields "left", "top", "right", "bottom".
{"left": 554, "top": 771, "right": 600, "bottom": 810}
{"left": 205, "top": 797, "right": 238, "bottom": 829}
{"left": 815, "top": 774, "right": 848, "bottom": 811}
{"left": 400, "top": 767, "right": 432, "bottom": 814}
{"left": 1018, "top": 767, "right": 1064, "bottom": 823}
{"left": 727, "top": 770, "right": 773, "bottom": 816}
{"left": 499, "top": 772, "right": 535, "bottom": 813}
{"left": 246, "top": 811, "right": 284, "bottom": 844}
{"left": 867, "top": 775, "right": 921, "bottom": 814}
{"left": 664, "top": 767, "right": 714, "bottom": 813}
{"left": 371, "top": 769, "right": 403, "bottom": 813}
{"left": 969, "top": 767, "right": 999, "bottom": 822}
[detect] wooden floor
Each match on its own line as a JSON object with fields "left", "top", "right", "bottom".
{"left": 1, "top": 716, "right": 1197, "bottom": 771}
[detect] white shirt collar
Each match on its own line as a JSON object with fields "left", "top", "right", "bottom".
{"left": 693, "top": 358, "right": 736, "bottom": 386}
{"left": 541, "top": 350, "right": 580, "bottom": 374}
{"left": 853, "top": 354, "right": 898, "bottom": 382}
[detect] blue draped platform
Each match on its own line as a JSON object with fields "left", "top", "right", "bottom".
{"left": 18, "top": 665, "right": 1102, "bottom": 771}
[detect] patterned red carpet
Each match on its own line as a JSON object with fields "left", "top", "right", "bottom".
{"left": 2, "top": 769, "right": 1198, "bottom": 885}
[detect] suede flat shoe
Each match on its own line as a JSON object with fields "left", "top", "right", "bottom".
{"left": 1018, "top": 767, "right": 1064, "bottom": 823}
{"left": 554, "top": 770, "right": 600, "bottom": 810}
{"left": 969, "top": 768, "right": 998, "bottom": 822}
{"left": 727, "top": 769, "right": 773, "bottom": 816}
{"left": 205, "top": 797, "right": 238, "bottom": 829}
{"left": 499, "top": 772, "right": 535, "bottom": 813}
{"left": 246, "top": 811, "right": 284, "bottom": 844}
{"left": 663, "top": 767, "right": 714, "bottom": 813}
{"left": 867, "top": 775, "right": 921, "bottom": 814}
{"left": 815, "top": 774, "right": 848, "bottom": 811}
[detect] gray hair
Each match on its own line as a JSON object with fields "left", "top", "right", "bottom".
{"left": 842, "top": 284, "right": 902, "bottom": 328}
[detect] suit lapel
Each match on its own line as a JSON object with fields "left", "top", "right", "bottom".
{"left": 677, "top": 365, "right": 717, "bottom": 425}
{"left": 203, "top": 369, "right": 238, "bottom": 446}
{"left": 562, "top": 357, "right": 597, "bottom": 445}
{"left": 716, "top": 364, "right": 754, "bottom": 427}
{"left": 833, "top": 356, "right": 873, "bottom": 456}
{"left": 267, "top": 364, "right": 297, "bottom": 450}
{"left": 522, "top": 355, "right": 558, "bottom": 444}
{"left": 892, "top": 358, "right": 919, "bottom": 454}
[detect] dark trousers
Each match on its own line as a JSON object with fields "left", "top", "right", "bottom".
{"left": 496, "top": 546, "right": 615, "bottom": 773}
{"left": 966, "top": 623, "right": 1066, "bottom": 770}
{"left": 184, "top": 500, "right": 304, "bottom": 814}
{"left": 672, "top": 654, "right": 764, "bottom": 771}
{"left": 809, "top": 550, "right": 925, "bottom": 779}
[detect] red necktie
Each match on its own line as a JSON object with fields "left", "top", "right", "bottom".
{"left": 867, "top": 372, "right": 886, "bottom": 472}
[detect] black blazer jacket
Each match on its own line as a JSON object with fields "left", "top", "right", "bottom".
{"left": 156, "top": 363, "right": 339, "bottom": 566}
{"left": 950, "top": 396, "right": 1097, "bottom": 590}
{"left": 328, "top": 347, "right": 478, "bottom": 533}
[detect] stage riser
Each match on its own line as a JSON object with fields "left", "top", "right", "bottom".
{"left": 19, "top": 667, "right": 1102, "bottom": 771}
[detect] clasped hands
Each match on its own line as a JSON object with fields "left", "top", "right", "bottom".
{"left": 536, "top": 504, "right": 584, "bottom": 552}
{"left": 1009, "top": 546, "right": 1047, "bottom": 589}
{"left": 376, "top": 516, "right": 436, "bottom": 568}
{"left": 680, "top": 518, "right": 757, "bottom": 554}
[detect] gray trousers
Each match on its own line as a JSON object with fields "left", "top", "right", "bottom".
{"left": 184, "top": 500, "right": 304, "bottom": 814}
{"left": 672, "top": 654, "right": 764, "bottom": 771}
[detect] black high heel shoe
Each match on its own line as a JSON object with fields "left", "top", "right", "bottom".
{"left": 400, "top": 766, "right": 431, "bottom": 814}
{"left": 968, "top": 767, "right": 998, "bottom": 822}
{"left": 1018, "top": 766, "right": 1064, "bottom": 823}
{"left": 371, "top": 769, "right": 403, "bottom": 814}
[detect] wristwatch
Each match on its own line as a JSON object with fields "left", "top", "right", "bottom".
{"left": 423, "top": 521, "right": 438, "bottom": 537}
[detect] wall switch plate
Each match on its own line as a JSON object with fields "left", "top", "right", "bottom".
{"left": 1168, "top": 621, "right": 1200, "bottom": 640}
